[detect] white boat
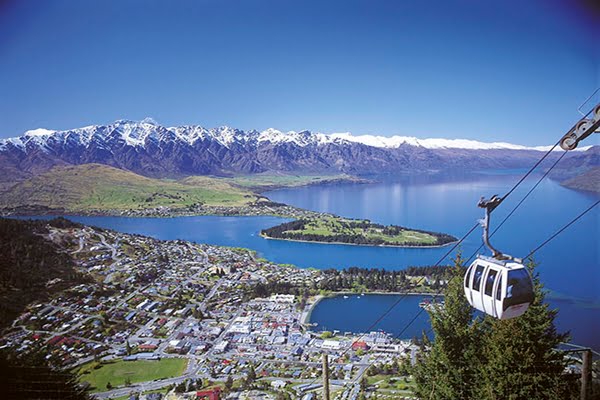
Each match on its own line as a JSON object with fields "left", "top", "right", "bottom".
{"left": 419, "top": 300, "right": 444, "bottom": 311}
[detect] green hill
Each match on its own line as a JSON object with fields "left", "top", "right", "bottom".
{"left": 261, "top": 216, "right": 458, "bottom": 247}
{"left": 0, "top": 164, "right": 258, "bottom": 212}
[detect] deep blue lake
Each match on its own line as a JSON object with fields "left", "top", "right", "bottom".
{"left": 308, "top": 294, "right": 600, "bottom": 350}
{"left": 19, "top": 171, "right": 599, "bottom": 349}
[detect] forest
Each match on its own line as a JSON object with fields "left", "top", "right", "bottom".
{"left": 0, "top": 217, "right": 90, "bottom": 328}
{"left": 243, "top": 265, "right": 454, "bottom": 301}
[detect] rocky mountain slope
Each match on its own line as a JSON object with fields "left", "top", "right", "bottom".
{"left": 560, "top": 166, "right": 600, "bottom": 193}
{"left": 2, "top": 119, "right": 593, "bottom": 182}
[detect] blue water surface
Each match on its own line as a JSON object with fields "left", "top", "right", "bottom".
{"left": 17, "top": 171, "right": 599, "bottom": 348}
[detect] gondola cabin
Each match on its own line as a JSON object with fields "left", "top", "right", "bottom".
{"left": 464, "top": 256, "right": 534, "bottom": 319}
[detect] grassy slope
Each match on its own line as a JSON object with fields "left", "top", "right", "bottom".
{"left": 221, "top": 173, "right": 363, "bottom": 191}
{"left": 299, "top": 217, "right": 437, "bottom": 245}
{"left": 77, "top": 358, "right": 187, "bottom": 392}
{"left": 0, "top": 164, "right": 258, "bottom": 211}
{"left": 302, "top": 217, "right": 438, "bottom": 245}
{"left": 262, "top": 216, "right": 452, "bottom": 246}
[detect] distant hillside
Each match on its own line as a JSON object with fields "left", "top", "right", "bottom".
{"left": 0, "top": 217, "right": 89, "bottom": 328}
{"left": 0, "top": 164, "right": 258, "bottom": 213}
{"left": 561, "top": 167, "right": 600, "bottom": 193}
{"left": 549, "top": 146, "right": 600, "bottom": 181}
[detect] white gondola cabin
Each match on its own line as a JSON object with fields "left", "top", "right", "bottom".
{"left": 464, "top": 256, "right": 534, "bottom": 320}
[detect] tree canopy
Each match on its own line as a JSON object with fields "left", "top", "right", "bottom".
{"left": 413, "top": 256, "right": 578, "bottom": 400}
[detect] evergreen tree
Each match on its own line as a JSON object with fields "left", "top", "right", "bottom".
{"left": 413, "top": 257, "right": 578, "bottom": 399}
{"left": 412, "top": 255, "right": 482, "bottom": 399}
{"left": 475, "top": 261, "right": 576, "bottom": 400}
{"left": 0, "top": 347, "right": 91, "bottom": 399}
{"left": 245, "top": 365, "right": 257, "bottom": 387}
{"left": 224, "top": 376, "right": 233, "bottom": 391}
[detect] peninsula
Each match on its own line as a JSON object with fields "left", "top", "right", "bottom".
{"left": 261, "top": 216, "right": 457, "bottom": 247}
{"left": 0, "top": 164, "right": 458, "bottom": 247}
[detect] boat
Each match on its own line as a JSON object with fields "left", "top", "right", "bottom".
{"left": 419, "top": 300, "right": 444, "bottom": 311}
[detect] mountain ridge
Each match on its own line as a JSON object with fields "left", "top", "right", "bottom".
{"left": 1, "top": 119, "right": 581, "bottom": 151}
{"left": 1, "top": 119, "right": 597, "bottom": 180}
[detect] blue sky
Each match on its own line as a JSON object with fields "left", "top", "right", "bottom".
{"left": 0, "top": 0, "right": 598, "bottom": 145}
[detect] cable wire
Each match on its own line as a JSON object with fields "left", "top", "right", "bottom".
{"left": 307, "top": 146, "right": 562, "bottom": 385}
{"left": 395, "top": 150, "right": 570, "bottom": 339}
{"left": 399, "top": 198, "right": 599, "bottom": 344}
{"left": 303, "top": 222, "right": 480, "bottom": 387}
{"left": 465, "top": 150, "right": 569, "bottom": 265}
{"left": 319, "top": 118, "right": 594, "bottom": 382}
{"left": 500, "top": 140, "right": 560, "bottom": 202}
{"left": 524, "top": 199, "right": 599, "bottom": 260}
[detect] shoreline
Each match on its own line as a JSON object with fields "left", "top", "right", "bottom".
{"left": 302, "top": 291, "right": 444, "bottom": 327}
{"left": 4, "top": 211, "right": 458, "bottom": 251}
{"left": 260, "top": 232, "right": 458, "bottom": 249}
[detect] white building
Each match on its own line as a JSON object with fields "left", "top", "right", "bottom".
{"left": 269, "top": 294, "right": 295, "bottom": 303}
{"left": 214, "top": 340, "right": 229, "bottom": 353}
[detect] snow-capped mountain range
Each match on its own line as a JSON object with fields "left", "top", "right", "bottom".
{"left": 0, "top": 118, "right": 565, "bottom": 152}
{"left": 0, "top": 119, "right": 596, "bottom": 180}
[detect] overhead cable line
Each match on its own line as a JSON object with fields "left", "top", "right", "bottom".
{"left": 464, "top": 149, "right": 569, "bottom": 265}
{"left": 397, "top": 197, "right": 599, "bottom": 339}
{"left": 304, "top": 222, "right": 480, "bottom": 388}
{"left": 310, "top": 143, "right": 569, "bottom": 387}
{"left": 313, "top": 96, "right": 600, "bottom": 385}
{"left": 524, "top": 199, "right": 599, "bottom": 260}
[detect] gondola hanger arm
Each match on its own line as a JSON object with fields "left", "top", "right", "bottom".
{"left": 477, "top": 195, "right": 521, "bottom": 262}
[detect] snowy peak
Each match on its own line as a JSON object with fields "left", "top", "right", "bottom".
{"left": 327, "top": 133, "right": 568, "bottom": 151}
{"left": 24, "top": 128, "right": 56, "bottom": 137}
{"left": 0, "top": 119, "right": 572, "bottom": 153}
{"left": 1, "top": 119, "right": 595, "bottom": 179}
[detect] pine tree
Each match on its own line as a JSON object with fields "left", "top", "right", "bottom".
{"left": 0, "top": 347, "right": 91, "bottom": 399}
{"left": 413, "top": 257, "right": 578, "bottom": 400}
{"left": 412, "top": 255, "right": 482, "bottom": 399}
{"left": 225, "top": 376, "right": 233, "bottom": 391}
{"left": 475, "top": 261, "right": 577, "bottom": 400}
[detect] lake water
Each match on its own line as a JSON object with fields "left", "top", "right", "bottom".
{"left": 308, "top": 294, "right": 600, "bottom": 350}
{"left": 19, "top": 172, "right": 600, "bottom": 349}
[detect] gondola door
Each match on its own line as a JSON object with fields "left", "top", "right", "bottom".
{"left": 481, "top": 267, "right": 499, "bottom": 318}
{"left": 470, "top": 263, "right": 486, "bottom": 313}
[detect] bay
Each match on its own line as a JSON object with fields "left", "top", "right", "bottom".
{"left": 16, "top": 171, "right": 600, "bottom": 349}
{"left": 308, "top": 294, "right": 600, "bottom": 350}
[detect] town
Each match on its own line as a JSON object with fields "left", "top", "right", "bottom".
{"left": 1, "top": 222, "right": 426, "bottom": 400}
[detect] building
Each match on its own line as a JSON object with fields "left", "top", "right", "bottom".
{"left": 351, "top": 341, "right": 369, "bottom": 351}
{"left": 214, "top": 340, "right": 229, "bottom": 353}
{"left": 197, "top": 387, "right": 221, "bottom": 400}
{"left": 321, "top": 340, "right": 341, "bottom": 350}
{"left": 271, "top": 380, "right": 287, "bottom": 389}
{"left": 269, "top": 294, "right": 295, "bottom": 303}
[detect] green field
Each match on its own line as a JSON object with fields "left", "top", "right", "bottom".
{"left": 367, "top": 374, "right": 416, "bottom": 395}
{"left": 222, "top": 173, "right": 363, "bottom": 191}
{"left": 77, "top": 358, "right": 187, "bottom": 392}
{"left": 0, "top": 164, "right": 258, "bottom": 211}
{"left": 261, "top": 216, "right": 456, "bottom": 246}
{"left": 302, "top": 217, "right": 436, "bottom": 244}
